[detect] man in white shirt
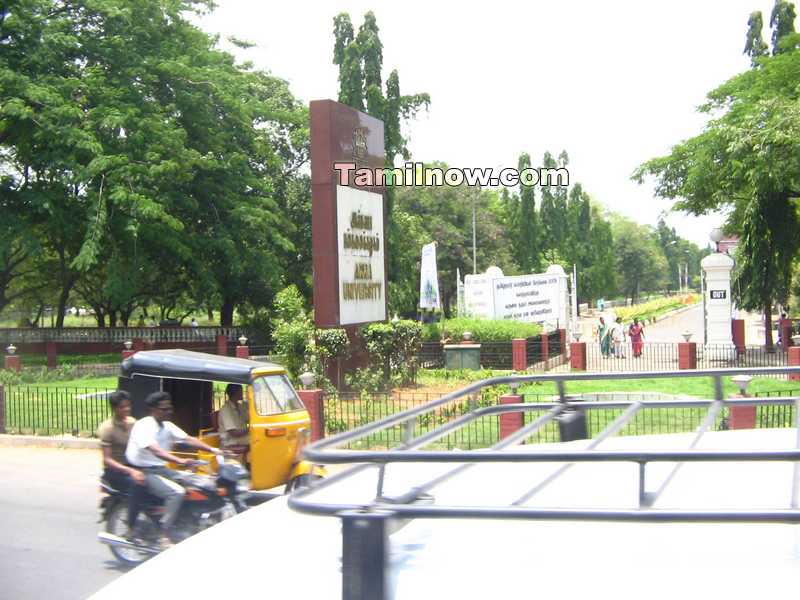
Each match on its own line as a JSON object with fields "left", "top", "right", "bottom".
{"left": 126, "top": 391, "right": 221, "bottom": 546}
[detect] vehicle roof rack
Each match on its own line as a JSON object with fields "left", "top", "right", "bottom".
{"left": 288, "top": 366, "right": 800, "bottom": 600}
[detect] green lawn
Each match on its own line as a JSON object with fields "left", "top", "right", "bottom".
{"left": 417, "top": 369, "right": 800, "bottom": 399}
{"left": 18, "top": 353, "right": 120, "bottom": 367}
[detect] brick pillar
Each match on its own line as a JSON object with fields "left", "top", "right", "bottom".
{"left": 4, "top": 355, "right": 21, "bottom": 373}
{"left": 570, "top": 342, "right": 587, "bottom": 371}
{"left": 499, "top": 394, "right": 523, "bottom": 440}
{"left": 540, "top": 333, "right": 549, "bottom": 364}
{"left": 729, "top": 394, "right": 757, "bottom": 430}
{"left": 216, "top": 334, "right": 228, "bottom": 356}
{"left": 678, "top": 342, "right": 697, "bottom": 370}
{"left": 132, "top": 339, "right": 145, "bottom": 351}
{"left": 781, "top": 320, "right": 793, "bottom": 347}
{"left": 0, "top": 384, "right": 5, "bottom": 433}
{"left": 46, "top": 341, "right": 58, "bottom": 370}
{"left": 512, "top": 339, "right": 527, "bottom": 371}
{"left": 731, "top": 319, "right": 745, "bottom": 355}
{"left": 298, "top": 389, "right": 325, "bottom": 441}
{"left": 789, "top": 346, "right": 800, "bottom": 382}
{"left": 235, "top": 345, "right": 249, "bottom": 359}
{"left": 122, "top": 349, "right": 137, "bottom": 360}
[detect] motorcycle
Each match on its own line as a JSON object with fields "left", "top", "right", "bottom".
{"left": 97, "top": 456, "right": 249, "bottom": 566}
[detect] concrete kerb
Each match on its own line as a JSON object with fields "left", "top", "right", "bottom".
{"left": 0, "top": 433, "right": 100, "bottom": 449}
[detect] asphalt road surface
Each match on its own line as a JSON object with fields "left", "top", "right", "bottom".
{"left": 0, "top": 447, "right": 127, "bottom": 600}
{"left": 639, "top": 302, "right": 704, "bottom": 342}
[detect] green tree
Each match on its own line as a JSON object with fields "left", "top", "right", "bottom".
{"left": 610, "top": 217, "right": 668, "bottom": 303}
{"left": 771, "top": 0, "right": 797, "bottom": 53}
{"left": 394, "top": 165, "right": 517, "bottom": 316}
{"left": 516, "top": 152, "right": 541, "bottom": 272}
{"left": 745, "top": 11, "right": 769, "bottom": 65}
{"left": 539, "top": 151, "right": 568, "bottom": 261}
{"left": 583, "top": 213, "right": 616, "bottom": 301}
{"left": 1, "top": 0, "right": 306, "bottom": 326}
{"left": 331, "top": 11, "right": 430, "bottom": 285}
{"left": 634, "top": 5, "right": 800, "bottom": 347}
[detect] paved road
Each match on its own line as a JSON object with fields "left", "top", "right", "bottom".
{"left": 640, "top": 303, "right": 703, "bottom": 342}
{"left": 580, "top": 303, "right": 704, "bottom": 344}
{"left": 0, "top": 447, "right": 127, "bottom": 600}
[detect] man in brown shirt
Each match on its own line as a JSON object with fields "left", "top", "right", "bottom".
{"left": 97, "top": 390, "right": 144, "bottom": 532}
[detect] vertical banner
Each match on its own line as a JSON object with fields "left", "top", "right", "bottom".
{"left": 419, "top": 242, "right": 441, "bottom": 310}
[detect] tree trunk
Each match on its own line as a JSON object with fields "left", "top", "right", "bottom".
{"left": 442, "top": 289, "right": 452, "bottom": 318}
{"left": 764, "top": 295, "right": 774, "bottom": 352}
{"left": 220, "top": 298, "right": 235, "bottom": 327}
{"left": 55, "top": 284, "right": 72, "bottom": 328}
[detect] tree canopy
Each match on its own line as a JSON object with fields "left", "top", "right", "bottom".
{"left": 1, "top": 0, "right": 307, "bottom": 328}
{"left": 634, "top": 1, "right": 800, "bottom": 346}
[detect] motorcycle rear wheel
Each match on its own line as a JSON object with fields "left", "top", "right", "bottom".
{"left": 106, "top": 502, "right": 156, "bottom": 566}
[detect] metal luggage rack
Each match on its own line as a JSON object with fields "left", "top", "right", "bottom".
{"left": 288, "top": 367, "right": 800, "bottom": 600}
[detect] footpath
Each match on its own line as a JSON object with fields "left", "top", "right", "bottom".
{"left": 575, "top": 303, "right": 768, "bottom": 346}
{"left": 0, "top": 433, "right": 99, "bottom": 449}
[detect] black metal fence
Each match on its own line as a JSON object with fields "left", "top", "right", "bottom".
{"left": 416, "top": 333, "right": 564, "bottom": 372}
{"left": 323, "top": 390, "right": 499, "bottom": 450}
{"left": 3, "top": 382, "right": 799, "bottom": 445}
{"left": 582, "top": 342, "right": 789, "bottom": 376}
{"left": 1, "top": 385, "right": 114, "bottom": 436}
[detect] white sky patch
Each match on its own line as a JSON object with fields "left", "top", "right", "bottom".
{"left": 193, "top": 0, "right": 775, "bottom": 246}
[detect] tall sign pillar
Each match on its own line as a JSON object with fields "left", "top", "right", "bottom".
{"left": 310, "top": 100, "right": 387, "bottom": 382}
{"left": 701, "top": 252, "right": 735, "bottom": 348}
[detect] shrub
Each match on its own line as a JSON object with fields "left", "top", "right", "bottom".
{"left": 316, "top": 328, "right": 350, "bottom": 361}
{"left": 615, "top": 294, "right": 698, "bottom": 323}
{"left": 271, "top": 286, "right": 314, "bottom": 376}
{"left": 359, "top": 319, "right": 423, "bottom": 385}
{"left": 422, "top": 318, "right": 541, "bottom": 342}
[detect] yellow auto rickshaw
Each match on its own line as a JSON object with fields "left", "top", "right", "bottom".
{"left": 118, "top": 349, "right": 325, "bottom": 491}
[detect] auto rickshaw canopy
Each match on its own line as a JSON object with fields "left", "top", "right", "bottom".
{"left": 120, "top": 349, "right": 284, "bottom": 384}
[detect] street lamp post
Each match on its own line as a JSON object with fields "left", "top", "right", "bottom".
{"left": 472, "top": 187, "right": 477, "bottom": 274}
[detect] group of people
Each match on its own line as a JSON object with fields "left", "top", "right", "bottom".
{"left": 597, "top": 316, "right": 646, "bottom": 358}
{"left": 97, "top": 384, "right": 249, "bottom": 548}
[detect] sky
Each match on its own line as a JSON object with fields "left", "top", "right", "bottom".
{"left": 195, "top": 0, "right": 779, "bottom": 247}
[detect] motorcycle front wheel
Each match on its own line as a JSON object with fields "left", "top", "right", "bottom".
{"left": 106, "top": 502, "right": 156, "bottom": 567}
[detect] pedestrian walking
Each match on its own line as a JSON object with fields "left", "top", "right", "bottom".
{"left": 629, "top": 318, "right": 645, "bottom": 358}
{"left": 598, "top": 317, "right": 611, "bottom": 358}
{"left": 612, "top": 317, "right": 626, "bottom": 358}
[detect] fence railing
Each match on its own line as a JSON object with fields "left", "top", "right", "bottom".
{"left": 582, "top": 342, "right": 789, "bottom": 376}
{"left": 0, "top": 326, "right": 246, "bottom": 345}
{"left": 1, "top": 385, "right": 114, "bottom": 436}
{"left": 323, "top": 390, "right": 498, "bottom": 450}
{"left": 416, "top": 333, "right": 564, "bottom": 372}
{"left": 4, "top": 381, "right": 800, "bottom": 443}
{"left": 322, "top": 384, "right": 800, "bottom": 451}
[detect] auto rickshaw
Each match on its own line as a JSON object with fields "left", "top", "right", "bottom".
{"left": 118, "top": 349, "right": 325, "bottom": 491}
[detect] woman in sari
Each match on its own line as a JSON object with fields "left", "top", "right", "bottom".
{"left": 629, "top": 318, "right": 645, "bottom": 358}
{"left": 598, "top": 317, "right": 611, "bottom": 358}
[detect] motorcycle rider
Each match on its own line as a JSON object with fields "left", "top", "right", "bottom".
{"left": 125, "top": 391, "right": 222, "bottom": 548}
{"left": 97, "top": 390, "right": 145, "bottom": 535}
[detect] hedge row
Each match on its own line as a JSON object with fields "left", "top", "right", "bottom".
{"left": 422, "top": 317, "right": 542, "bottom": 342}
